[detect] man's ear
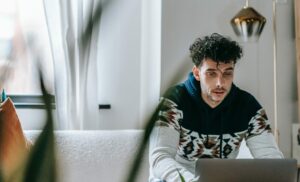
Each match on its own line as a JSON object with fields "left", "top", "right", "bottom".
{"left": 192, "top": 65, "right": 200, "bottom": 81}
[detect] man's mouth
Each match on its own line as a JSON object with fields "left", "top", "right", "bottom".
{"left": 212, "top": 89, "right": 226, "bottom": 96}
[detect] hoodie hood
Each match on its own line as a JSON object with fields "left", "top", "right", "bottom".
{"left": 184, "top": 72, "right": 237, "bottom": 111}
{"left": 184, "top": 72, "right": 239, "bottom": 158}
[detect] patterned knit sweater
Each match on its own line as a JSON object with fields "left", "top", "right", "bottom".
{"left": 149, "top": 73, "right": 283, "bottom": 182}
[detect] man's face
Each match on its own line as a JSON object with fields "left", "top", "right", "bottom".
{"left": 192, "top": 58, "right": 235, "bottom": 108}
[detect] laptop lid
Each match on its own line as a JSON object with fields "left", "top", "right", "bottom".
{"left": 195, "top": 159, "right": 297, "bottom": 182}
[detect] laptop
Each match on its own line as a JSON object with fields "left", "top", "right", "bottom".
{"left": 195, "top": 159, "right": 297, "bottom": 182}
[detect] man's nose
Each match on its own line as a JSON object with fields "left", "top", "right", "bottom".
{"left": 216, "top": 75, "right": 225, "bottom": 87}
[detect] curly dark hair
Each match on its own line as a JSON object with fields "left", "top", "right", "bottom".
{"left": 189, "top": 33, "right": 243, "bottom": 67}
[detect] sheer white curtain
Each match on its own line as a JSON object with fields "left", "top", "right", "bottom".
{"left": 43, "top": 0, "right": 100, "bottom": 129}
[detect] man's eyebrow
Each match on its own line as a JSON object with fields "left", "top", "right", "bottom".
{"left": 224, "top": 67, "right": 234, "bottom": 71}
{"left": 206, "top": 68, "right": 217, "bottom": 72}
{"left": 206, "top": 67, "right": 234, "bottom": 72}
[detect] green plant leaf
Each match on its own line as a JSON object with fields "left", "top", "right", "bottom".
{"left": 0, "top": 170, "right": 3, "bottom": 182}
{"left": 125, "top": 99, "right": 165, "bottom": 182}
{"left": 176, "top": 169, "right": 186, "bottom": 182}
{"left": 81, "top": 1, "right": 105, "bottom": 50}
{"left": 22, "top": 72, "right": 56, "bottom": 182}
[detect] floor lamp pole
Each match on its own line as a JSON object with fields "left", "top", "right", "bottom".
{"left": 272, "top": 0, "right": 279, "bottom": 143}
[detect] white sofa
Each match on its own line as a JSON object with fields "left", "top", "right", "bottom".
{"left": 24, "top": 130, "right": 149, "bottom": 182}
{"left": 24, "top": 130, "right": 252, "bottom": 182}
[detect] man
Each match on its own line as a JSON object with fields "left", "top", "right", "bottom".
{"left": 149, "top": 33, "right": 283, "bottom": 182}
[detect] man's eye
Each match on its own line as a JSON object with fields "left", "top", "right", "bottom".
{"left": 207, "top": 72, "right": 217, "bottom": 77}
{"left": 223, "top": 72, "right": 233, "bottom": 77}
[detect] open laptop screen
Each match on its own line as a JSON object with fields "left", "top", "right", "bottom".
{"left": 195, "top": 159, "right": 297, "bottom": 182}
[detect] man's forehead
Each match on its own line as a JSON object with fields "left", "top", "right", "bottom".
{"left": 201, "top": 59, "right": 235, "bottom": 69}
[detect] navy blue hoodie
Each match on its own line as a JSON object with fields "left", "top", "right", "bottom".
{"left": 158, "top": 72, "right": 271, "bottom": 159}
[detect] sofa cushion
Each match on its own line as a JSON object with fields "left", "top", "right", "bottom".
{"left": 0, "top": 98, "right": 32, "bottom": 177}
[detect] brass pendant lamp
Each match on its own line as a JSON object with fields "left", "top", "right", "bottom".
{"left": 231, "top": 0, "right": 266, "bottom": 42}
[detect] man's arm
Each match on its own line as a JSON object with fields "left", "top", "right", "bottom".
{"left": 246, "top": 108, "right": 284, "bottom": 158}
{"left": 149, "top": 127, "right": 195, "bottom": 181}
{"left": 149, "top": 98, "right": 196, "bottom": 182}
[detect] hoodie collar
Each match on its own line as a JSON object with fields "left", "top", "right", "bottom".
{"left": 184, "top": 72, "right": 237, "bottom": 110}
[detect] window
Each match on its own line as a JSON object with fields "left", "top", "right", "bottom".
{"left": 0, "top": 0, "right": 54, "bottom": 95}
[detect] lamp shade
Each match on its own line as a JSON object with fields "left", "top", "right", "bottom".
{"left": 231, "top": 6, "right": 266, "bottom": 42}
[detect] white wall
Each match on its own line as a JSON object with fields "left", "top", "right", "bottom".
{"left": 139, "top": 0, "right": 161, "bottom": 128}
{"left": 160, "top": 0, "right": 297, "bottom": 157}
{"left": 97, "top": 0, "right": 142, "bottom": 129}
{"left": 97, "top": 0, "right": 162, "bottom": 129}
{"left": 275, "top": 0, "right": 298, "bottom": 157}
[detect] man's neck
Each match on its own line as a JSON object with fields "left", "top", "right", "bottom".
{"left": 201, "top": 93, "right": 221, "bottom": 108}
